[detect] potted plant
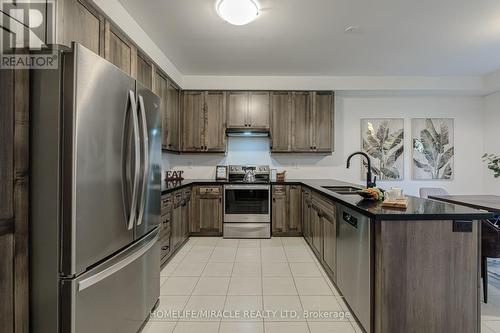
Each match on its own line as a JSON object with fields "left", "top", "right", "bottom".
{"left": 482, "top": 153, "right": 500, "bottom": 178}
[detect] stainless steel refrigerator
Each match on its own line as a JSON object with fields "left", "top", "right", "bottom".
{"left": 30, "top": 43, "right": 162, "bottom": 333}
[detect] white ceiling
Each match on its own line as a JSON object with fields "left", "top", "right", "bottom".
{"left": 118, "top": 0, "right": 500, "bottom": 76}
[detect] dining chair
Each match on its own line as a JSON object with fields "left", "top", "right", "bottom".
{"left": 419, "top": 187, "right": 449, "bottom": 199}
{"left": 482, "top": 219, "right": 500, "bottom": 303}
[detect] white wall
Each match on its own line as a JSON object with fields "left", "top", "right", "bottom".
{"left": 483, "top": 91, "right": 500, "bottom": 195}
{"left": 164, "top": 93, "right": 486, "bottom": 196}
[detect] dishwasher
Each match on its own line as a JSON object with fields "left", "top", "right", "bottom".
{"left": 336, "top": 204, "right": 372, "bottom": 333}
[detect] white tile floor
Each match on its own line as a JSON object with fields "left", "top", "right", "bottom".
{"left": 142, "top": 237, "right": 361, "bottom": 333}
{"left": 482, "top": 282, "right": 500, "bottom": 333}
{"left": 144, "top": 236, "right": 500, "bottom": 333}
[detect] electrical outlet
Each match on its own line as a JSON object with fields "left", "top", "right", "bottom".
{"left": 453, "top": 220, "right": 472, "bottom": 233}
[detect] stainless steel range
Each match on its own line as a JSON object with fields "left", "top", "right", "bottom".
{"left": 224, "top": 165, "right": 271, "bottom": 239}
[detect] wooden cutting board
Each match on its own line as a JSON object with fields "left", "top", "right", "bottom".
{"left": 381, "top": 198, "right": 408, "bottom": 209}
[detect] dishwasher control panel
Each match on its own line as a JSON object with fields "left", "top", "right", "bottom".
{"left": 343, "top": 211, "right": 358, "bottom": 228}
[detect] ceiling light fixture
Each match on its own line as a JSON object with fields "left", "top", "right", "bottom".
{"left": 216, "top": 0, "right": 260, "bottom": 26}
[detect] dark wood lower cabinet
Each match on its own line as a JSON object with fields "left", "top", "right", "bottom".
{"left": 302, "top": 189, "right": 480, "bottom": 333}
{"left": 374, "top": 219, "right": 479, "bottom": 333}
{"left": 272, "top": 185, "right": 302, "bottom": 236}
{"left": 160, "top": 194, "right": 173, "bottom": 266}
{"left": 170, "top": 191, "right": 183, "bottom": 252}
{"left": 190, "top": 186, "right": 223, "bottom": 235}
{"left": 302, "top": 188, "right": 313, "bottom": 244}
{"left": 313, "top": 194, "right": 336, "bottom": 280}
{"left": 310, "top": 202, "right": 323, "bottom": 257}
{"left": 181, "top": 188, "right": 191, "bottom": 239}
{"left": 0, "top": 233, "right": 14, "bottom": 333}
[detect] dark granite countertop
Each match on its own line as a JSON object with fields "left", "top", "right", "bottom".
{"left": 162, "top": 178, "right": 493, "bottom": 221}
{"left": 429, "top": 195, "right": 500, "bottom": 213}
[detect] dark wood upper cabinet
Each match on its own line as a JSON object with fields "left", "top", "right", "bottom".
{"left": 166, "top": 81, "right": 181, "bottom": 151}
{"left": 313, "top": 91, "right": 334, "bottom": 152}
{"left": 136, "top": 52, "right": 153, "bottom": 89}
{"left": 55, "top": 0, "right": 105, "bottom": 56}
{"left": 227, "top": 91, "right": 248, "bottom": 128}
{"left": 154, "top": 71, "right": 180, "bottom": 151}
{"left": 291, "top": 92, "right": 313, "bottom": 151}
{"left": 273, "top": 91, "right": 334, "bottom": 153}
{"left": 227, "top": 91, "right": 270, "bottom": 129}
{"left": 182, "top": 91, "right": 226, "bottom": 152}
{"left": 248, "top": 92, "right": 270, "bottom": 128}
{"left": 182, "top": 91, "right": 205, "bottom": 152}
{"left": 205, "top": 91, "right": 227, "bottom": 152}
{"left": 270, "top": 92, "right": 292, "bottom": 152}
{"left": 104, "top": 21, "right": 136, "bottom": 77}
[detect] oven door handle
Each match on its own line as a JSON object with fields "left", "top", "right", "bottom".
{"left": 224, "top": 184, "right": 270, "bottom": 190}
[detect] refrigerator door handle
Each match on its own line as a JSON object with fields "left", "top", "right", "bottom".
{"left": 136, "top": 94, "right": 149, "bottom": 226}
{"left": 127, "top": 90, "right": 141, "bottom": 230}
{"left": 77, "top": 229, "right": 159, "bottom": 291}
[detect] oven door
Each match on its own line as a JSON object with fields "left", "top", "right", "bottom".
{"left": 224, "top": 184, "right": 270, "bottom": 223}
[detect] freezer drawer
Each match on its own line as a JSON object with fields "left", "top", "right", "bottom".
{"left": 61, "top": 229, "right": 160, "bottom": 333}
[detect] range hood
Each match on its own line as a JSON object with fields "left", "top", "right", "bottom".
{"left": 226, "top": 128, "right": 270, "bottom": 137}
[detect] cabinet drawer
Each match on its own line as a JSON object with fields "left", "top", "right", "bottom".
{"left": 272, "top": 185, "right": 287, "bottom": 196}
{"left": 161, "top": 214, "right": 171, "bottom": 233}
{"left": 312, "top": 193, "right": 335, "bottom": 220}
{"left": 182, "top": 189, "right": 192, "bottom": 202}
{"left": 161, "top": 194, "right": 172, "bottom": 210}
{"left": 198, "top": 186, "right": 221, "bottom": 197}
{"left": 159, "top": 234, "right": 171, "bottom": 259}
{"left": 173, "top": 191, "right": 183, "bottom": 207}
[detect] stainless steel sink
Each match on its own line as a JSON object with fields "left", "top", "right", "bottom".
{"left": 322, "top": 186, "right": 362, "bottom": 195}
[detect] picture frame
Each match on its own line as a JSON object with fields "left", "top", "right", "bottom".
{"left": 216, "top": 165, "right": 228, "bottom": 180}
{"left": 361, "top": 118, "right": 405, "bottom": 181}
{"left": 411, "top": 118, "right": 454, "bottom": 180}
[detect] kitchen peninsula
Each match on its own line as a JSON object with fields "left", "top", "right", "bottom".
{"left": 159, "top": 178, "right": 491, "bottom": 333}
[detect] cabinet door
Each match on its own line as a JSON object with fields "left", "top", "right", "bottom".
{"left": 248, "top": 91, "right": 270, "bottom": 129}
{"left": 153, "top": 71, "right": 168, "bottom": 150}
{"left": 171, "top": 207, "right": 182, "bottom": 250}
{"left": 292, "top": 92, "right": 313, "bottom": 151}
{"left": 288, "top": 185, "right": 302, "bottom": 234}
{"left": 191, "top": 186, "right": 222, "bottom": 234}
{"left": 272, "top": 186, "right": 288, "bottom": 234}
{"left": 190, "top": 186, "right": 222, "bottom": 234}
{"left": 137, "top": 52, "right": 153, "bottom": 89}
{"left": 205, "top": 91, "right": 226, "bottom": 152}
{"left": 181, "top": 201, "right": 190, "bottom": 241}
{"left": 227, "top": 91, "right": 248, "bottom": 128}
{"left": 270, "top": 92, "right": 292, "bottom": 152}
{"left": 182, "top": 91, "right": 205, "bottom": 151}
{"left": 302, "top": 189, "right": 312, "bottom": 243}
{"left": 313, "top": 91, "right": 334, "bottom": 152}
{"left": 311, "top": 204, "right": 323, "bottom": 257}
{"left": 104, "top": 21, "right": 136, "bottom": 76}
{"left": 322, "top": 208, "right": 336, "bottom": 277}
{"left": 167, "top": 81, "right": 181, "bottom": 151}
{"left": 56, "top": 0, "right": 105, "bottom": 56}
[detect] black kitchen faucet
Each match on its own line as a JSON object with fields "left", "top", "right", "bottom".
{"left": 346, "top": 152, "right": 377, "bottom": 188}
